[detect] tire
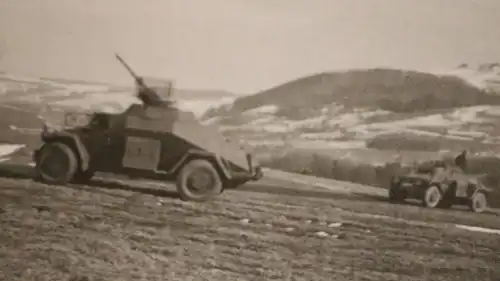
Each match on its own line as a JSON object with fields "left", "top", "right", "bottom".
{"left": 469, "top": 192, "right": 487, "bottom": 213}
{"left": 35, "top": 142, "right": 78, "bottom": 185}
{"left": 423, "top": 185, "right": 442, "bottom": 208}
{"left": 176, "top": 159, "right": 223, "bottom": 202}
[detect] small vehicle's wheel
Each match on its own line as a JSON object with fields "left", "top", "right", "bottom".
{"left": 423, "top": 185, "right": 442, "bottom": 208}
{"left": 469, "top": 192, "right": 487, "bottom": 213}
{"left": 73, "top": 169, "right": 95, "bottom": 184}
{"left": 35, "top": 142, "right": 78, "bottom": 185}
{"left": 176, "top": 159, "right": 223, "bottom": 202}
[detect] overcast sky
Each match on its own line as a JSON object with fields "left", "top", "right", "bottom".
{"left": 0, "top": 0, "right": 499, "bottom": 93}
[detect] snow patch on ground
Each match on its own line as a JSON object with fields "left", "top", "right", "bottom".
{"left": 326, "top": 112, "right": 362, "bottom": 127}
{"left": 432, "top": 65, "right": 500, "bottom": 93}
{"left": 450, "top": 106, "right": 493, "bottom": 123}
{"left": 219, "top": 105, "right": 500, "bottom": 146}
{"left": 53, "top": 93, "right": 140, "bottom": 113}
{"left": 0, "top": 73, "right": 111, "bottom": 95}
{"left": 227, "top": 108, "right": 392, "bottom": 134}
{"left": 484, "top": 107, "right": 500, "bottom": 116}
{"left": 290, "top": 140, "right": 366, "bottom": 150}
{"left": 246, "top": 139, "right": 286, "bottom": 147}
{"left": 448, "top": 130, "right": 487, "bottom": 139}
{"left": 244, "top": 105, "right": 279, "bottom": 115}
{"left": 300, "top": 131, "right": 344, "bottom": 140}
{"left": 228, "top": 123, "right": 289, "bottom": 133}
{"left": 443, "top": 134, "right": 475, "bottom": 141}
{"left": 201, "top": 116, "right": 222, "bottom": 125}
{"left": 0, "top": 157, "right": 10, "bottom": 163}
{"left": 362, "top": 114, "right": 457, "bottom": 130}
{"left": 222, "top": 103, "right": 500, "bottom": 145}
{"left": 49, "top": 93, "right": 233, "bottom": 117}
{"left": 250, "top": 116, "right": 277, "bottom": 126}
{"left": 179, "top": 97, "right": 236, "bottom": 117}
{"left": 455, "top": 224, "right": 500, "bottom": 235}
{"left": 286, "top": 116, "right": 328, "bottom": 130}
{"left": 0, "top": 144, "right": 25, "bottom": 158}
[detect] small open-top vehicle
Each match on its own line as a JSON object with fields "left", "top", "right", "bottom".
{"left": 389, "top": 152, "right": 491, "bottom": 213}
{"left": 33, "top": 54, "right": 263, "bottom": 202}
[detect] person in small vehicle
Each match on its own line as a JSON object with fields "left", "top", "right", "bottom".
{"left": 454, "top": 150, "right": 467, "bottom": 172}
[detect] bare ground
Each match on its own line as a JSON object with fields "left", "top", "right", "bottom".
{"left": 0, "top": 172, "right": 499, "bottom": 281}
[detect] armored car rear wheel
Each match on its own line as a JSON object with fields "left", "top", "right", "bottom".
{"left": 176, "top": 159, "right": 223, "bottom": 202}
{"left": 469, "top": 191, "right": 487, "bottom": 213}
{"left": 35, "top": 142, "right": 78, "bottom": 185}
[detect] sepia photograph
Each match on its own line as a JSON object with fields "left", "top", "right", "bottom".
{"left": 0, "top": 0, "right": 499, "bottom": 280}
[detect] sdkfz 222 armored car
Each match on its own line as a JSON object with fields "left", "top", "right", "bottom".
{"left": 33, "top": 54, "right": 263, "bottom": 202}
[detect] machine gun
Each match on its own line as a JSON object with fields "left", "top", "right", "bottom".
{"left": 115, "top": 53, "right": 173, "bottom": 107}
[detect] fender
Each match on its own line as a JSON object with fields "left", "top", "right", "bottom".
{"left": 169, "top": 149, "right": 231, "bottom": 179}
{"left": 471, "top": 184, "right": 492, "bottom": 197}
{"left": 42, "top": 131, "right": 91, "bottom": 171}
{"left": 437, "top": 182, "right": 450, "bottom": 194}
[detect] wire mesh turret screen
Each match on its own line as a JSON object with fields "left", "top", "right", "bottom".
{"left": 141, "top": 77, "right": 176, "bottom": 103}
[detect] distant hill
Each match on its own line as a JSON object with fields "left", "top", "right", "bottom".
{"left": 204, "top": 68, "right": 500, "bottom": 122}
{"left": 199, "top": 67, "right": 500, "bottom": 156}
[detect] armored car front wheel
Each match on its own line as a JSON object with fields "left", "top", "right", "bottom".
{"left": 423, "top": 185, "right": 442, "bottom": 209}
{"left": 35, "top": 142, "right": 78, "bottom": 185}
{"left": 176, "top": 159, "right": 223, "bottom": 202}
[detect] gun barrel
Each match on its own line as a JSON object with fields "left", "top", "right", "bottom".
{"left": 115, "top": 53, "right": 139, "bottom": 80}
{"left": 114, "top": 53, "right": 169, "bottom": 107}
